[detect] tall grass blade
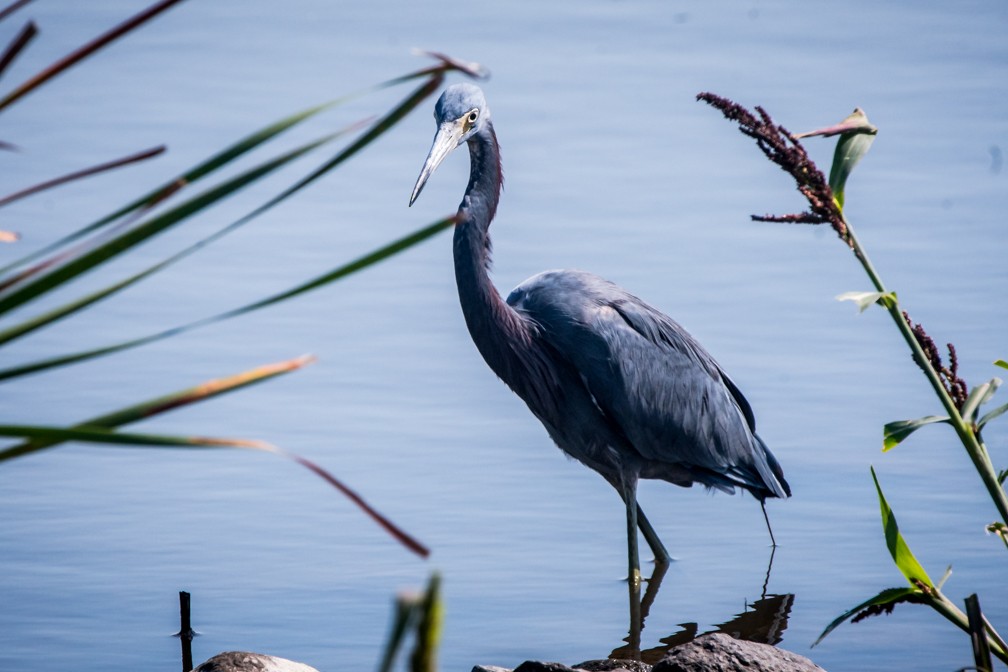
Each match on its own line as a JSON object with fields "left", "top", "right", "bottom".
{"left": 219, "top": 215, "right": 457, "bottom": 315}
{"left": 0, "top": 0, "right": 189, "bottom": 112}
{"left": 0, "top": 354, "right": 429, "bottom": 558}
{"left": 0, "top": 117, "right": 379, "bottom": 345}
{"left": 0, "top": 133, "right": 338, "bottom": 316}
{"left": 0, "top": 146, "right": 165, "bottom": 208}
{"left": 0, "top": 270, "right": 156, "bottom": 345}
{"left": 234, "top": 74, "right": 446, "bottom": 225}
{"left": 0, "top": 423, "right": 264, "bottom": 449}
{"left": 285, "top": 451, "right": 429, "bottom": 558}
{"left": 1, "top": 46, "right": 476, "bottom": 269}
{"left": 0, "top": 355, "right": 314, "bottom": 462}
{"left": 0, "top": 100, "right": 346, "bottom": 278}
{"left": 1, "top": 54, "right": 477, "bottom": 279}
{"left": 0, "top": 19, "right": 35, "bottom": 78}
{"left": 0, "top": 217, "right": 456, "bottom": 381}
{"left": 0, "top": 0, "right": 34, "bottom": 22}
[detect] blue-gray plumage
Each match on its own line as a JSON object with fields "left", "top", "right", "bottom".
{"left": 410, "top": 83, "right": 790, "bottom": 587}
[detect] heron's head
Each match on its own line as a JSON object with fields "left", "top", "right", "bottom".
{"left": 410, "top": 83, "right": 491, "bottom": 206}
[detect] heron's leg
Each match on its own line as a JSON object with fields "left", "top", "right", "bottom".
{"left": 621, "top": 479, "right": 643, "bottom": 660}
{"left": 621, "top": 480, "right": 642, "bottom": 588}
{"left": 636, "top": 504, "right": 671, "bottom": 567}
{"left": 760, "top": 501, "right": 778, "bottom": 547}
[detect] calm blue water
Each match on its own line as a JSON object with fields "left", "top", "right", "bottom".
{"left": 1, "top": 2, "right": 1006, "bottom": 670}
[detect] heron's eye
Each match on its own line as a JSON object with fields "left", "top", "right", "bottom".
{"left": 462, "top": 109, "right": 479, "bottom": 132}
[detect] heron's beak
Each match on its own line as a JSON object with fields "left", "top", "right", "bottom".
{"left": 409, "top": 121, "right": 465, "bottom": 206}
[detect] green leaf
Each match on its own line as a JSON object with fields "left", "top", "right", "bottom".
{"left": 978, "top": 402, "right": 1008, "bottom": 432}
{"left": 813, "top": 586, "right": 921, "bottom": 647}
{"left": 962, "top": 377, "right": 1002, "bottom": 422}
{"left": 883, "top": 415, "right": 951, "bottom": 451}
{"left": 836, "top": 290, "right": 896, "bottom": 313}
{"left": 827, "top": 109, "right": 878, "bottom": 208}
{"left": 996, "top": 359, "right": 1008, "bottom": 370}
{"left": 831, "top": 134, "right": 876, "bottom": 208}
{"left": 872, "top": 466, "right": 933, "bottom": 588}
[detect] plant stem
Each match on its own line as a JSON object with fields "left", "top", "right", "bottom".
{"left": 839, "top": 212, "right": 1008, "bottom": 526}
{"left": 929, "top": 591, "right": 1008, "bottom": 663}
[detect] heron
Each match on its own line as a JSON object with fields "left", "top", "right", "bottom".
{"left": 409, "top": 83, "right": 790, "bottom": 593}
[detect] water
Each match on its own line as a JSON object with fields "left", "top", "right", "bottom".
{"left": 1, "top": 1, "right": 1006, "bottom": 670}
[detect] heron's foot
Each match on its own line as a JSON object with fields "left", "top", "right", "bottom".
{"left": 651, "top": 551, "right": 674, "bottom": 568}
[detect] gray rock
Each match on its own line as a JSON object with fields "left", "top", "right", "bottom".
{"left": 652, "top": 633, "right": 825, "bottom": 672}
{"left": 191, "top": 651, "right": 320, "bottom": 672}
{"left": 513, "top": 663, "right": 585, "bottom": 672}
{"left": 576, "top": 659, "right": 652, "bottom": 672}
{"left": 474, "top": 659, "right": 650, "bottom": 672}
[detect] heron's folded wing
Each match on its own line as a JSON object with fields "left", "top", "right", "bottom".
{"left": 510, "top": 271, "right": 757, "bottom": 478}
{"left": 584, "top": 297, "right": 759, "bottom": 473}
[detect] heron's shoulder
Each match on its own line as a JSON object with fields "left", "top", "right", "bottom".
{"left": 507, "top": 270, "right": 679, "bottom": 332}
{"left": 506, "top": 269, "right": 625, "bottom": 309}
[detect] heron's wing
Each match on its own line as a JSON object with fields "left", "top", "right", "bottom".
{"left": 509, "top": 271, "right": 780, "bottom": 495}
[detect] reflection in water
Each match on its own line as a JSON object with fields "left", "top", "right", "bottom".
{"left": 611, "top": 547, "right": 793, "bottom": 664}
{"left": 716, "top": 593, "right": 794, "bottom": 647}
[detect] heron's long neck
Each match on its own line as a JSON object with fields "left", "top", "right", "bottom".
{"left": 452, "top": 123, "right": 530, "bottom": 386}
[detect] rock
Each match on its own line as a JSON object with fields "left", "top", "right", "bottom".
{"left": 474, "top": 659, "right": 650, "bottom": 672}
{"left": 191, "top": 651, "right": 321, "bottom": 672}
{"left": 474, "top": 632, "right": 826, "bottom": 672}
{"left": 576, "top": 659, "right": 652, "bottom": 671}
{"left": 652, "top": 633, "right": 825, "bottom": 672}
